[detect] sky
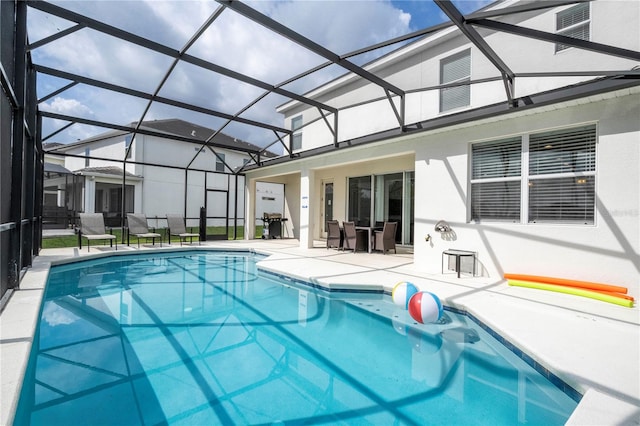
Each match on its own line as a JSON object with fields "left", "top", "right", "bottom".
{"left": 29, "top": 0, "right": 492, "bottom": 148}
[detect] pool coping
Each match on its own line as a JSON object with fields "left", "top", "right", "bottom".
{"left": 2, "top": 244, "right": 638, "bottom": 425}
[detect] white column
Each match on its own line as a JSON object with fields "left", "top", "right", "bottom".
{"left": 299, "top": 167, "right": 314, "bottom": 248}
{"left": 245, "top": 178, "right": 255, "bottom": 240}
{"left": 84, "top": 177, "right": 96, "bottom": 213}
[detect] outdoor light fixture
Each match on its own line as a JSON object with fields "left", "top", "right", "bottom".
{"left": 435, "top": 220, "right": 451, "bottom": 232}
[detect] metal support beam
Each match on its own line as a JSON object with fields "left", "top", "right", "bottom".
{"left": 435, "top": 0, "right": 516, "bottom": 106}
{"left": 34, "top": 64, "right": 290, "bottom": 135}
{"left": 27, "top": 0, "right": 337, "bottom": 115}
{"left": 27, "top": 24, "right": 85, "bottom": 51}
{"left": 39, "top": 111, "right": 263, "bottom": 155}
{"left": 217, "top": 0, "right": 405, "bottom": 98}
{"left": 469, "top": 18, "right": 640, "bottom": 62}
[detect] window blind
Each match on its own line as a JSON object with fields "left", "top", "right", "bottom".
{"left": 440, "top": 50, "right": 471, "bottom": 112}
{"left": 528, "top": 125, "right": 596, "bottom": 224}
{"left": 556, "top": 3, "right": 590, "bottom": 52}
{"left": 470, "top": 137, "right": 522, "bottom": 222}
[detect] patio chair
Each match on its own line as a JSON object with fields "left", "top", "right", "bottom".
{"left": 166, "top": 214, "right": 200, "bottom": 246}
{"left": 342, "top": 221, "right": 367, "bottom": 252}
{"left": 326, "top": 220, "right": 343, "bottom": 249}
{"left": 373, "top": 221, "right": 397, "bottom": 254}
{"left": 78, "top": 213, "right": 117, "bottom": 252}
{"left": 127, "top": 213, "right": 162, "bottom": 248}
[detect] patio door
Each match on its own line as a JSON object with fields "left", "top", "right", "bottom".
{"left": 322, "top": 181, "right": 333, "bottom": 237}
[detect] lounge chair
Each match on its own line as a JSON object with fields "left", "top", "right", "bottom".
{"left": 342, "top": 221, "right": 367, "bottom": 252}
{"left": 166, "top": 214, "right": 200, "bottom": 246}
{"left": 127, "top": 213, "right": 162, "bottom": 248}
{"left": 78, "top": 213, "right": 117, "bottom": 252}
{"left": 326, "top": 220, "right": 343, "bottom": 249}
{"left": 373, "top": 221, "right": 397, "bottom": 254}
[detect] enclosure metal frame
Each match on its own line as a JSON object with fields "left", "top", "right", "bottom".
{"left": 2, "top": 0, "right": 640, "bottom": 304}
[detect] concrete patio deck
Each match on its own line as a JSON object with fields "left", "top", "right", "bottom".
{"left": 1, "top": 239, "right": 638, "bottom": 425}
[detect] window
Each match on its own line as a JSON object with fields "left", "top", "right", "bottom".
{"left": 84, "top": 147, "right": 90, "bottom": 167}
{"left": 440, "top": 49, "right": 471, "bottom": 113}
{"left": 470, "top": 137, "right": 522, "bottom": 222}
{"left": 555, "top": 3, "right": 590, "bottom": 53}
{"left": 125, "top": 135, "right": 132, "bottom": 159}
{"left": 528, "top": 125, "right": 596, "bottom": 224}
{"left": 470, "top": 124, "right": 596, "bottom": 224}
{"left": 215, "top": 152, "right": 225, "bottom": 172}
{"left": 291, "top": 115, "right": 303, "bottom": 150}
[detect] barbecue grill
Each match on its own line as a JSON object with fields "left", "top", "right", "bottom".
{"left": 261, "top": 213, "right": 285, "bottom": 239}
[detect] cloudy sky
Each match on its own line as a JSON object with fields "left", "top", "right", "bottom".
{"left": 29, "top": 0, "right": 491, "bottom": 148}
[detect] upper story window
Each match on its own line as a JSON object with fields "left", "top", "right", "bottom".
{"left": 215, "top": 152, "right": 225, "bottom": 172}
{"left": 440, "top": 49, "right": 471, "bottom": 113}
{"left": 291, "top": 115, "right": 303, "bottom": 151}
{"left": 84, "top": 147, "right": 90, "bottom": 167}
{"left": 125, "top": 135, "right": 132, "bottom": 159}
{"left": 470, "top": 124, "right": 597, "bottom": 225}
{"left": 555, "top": 3, "right": 590, "bottom": 53}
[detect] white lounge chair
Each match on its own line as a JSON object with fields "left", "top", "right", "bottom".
{"left": 127, "top": 213, "right": 162, "bottom": 248}
{"left": 166, "top": 214, "right": 200, "bottom": 246}
{"left": 78, "top": 213, "right": 117, "bottom": 252}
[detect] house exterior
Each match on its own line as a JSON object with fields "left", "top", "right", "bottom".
{"left": 44, "top": 119, "right": 263, "bottom": 231}
{"left": 242, "top": 0, "right": 640, "bottom": 289}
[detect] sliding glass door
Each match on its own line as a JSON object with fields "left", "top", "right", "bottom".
{"left": 347, "top": 171, "right": 414, "bottom": 245}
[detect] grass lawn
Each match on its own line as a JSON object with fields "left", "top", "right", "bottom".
{"left": 42, "top": 226, "right": 262, "bottom": 249}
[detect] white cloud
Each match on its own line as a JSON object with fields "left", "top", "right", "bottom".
{"left": 29, "top": 0, "right": 419, "bottom": 145}
{"left": 42, "top": 303, "right": 78, "bottom": 327}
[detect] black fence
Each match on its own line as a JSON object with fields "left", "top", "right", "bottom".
{"left": 1, "top": 1, "right": 43, "bottom": 308}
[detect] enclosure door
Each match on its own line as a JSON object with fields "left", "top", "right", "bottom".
{"left": 205, "top": 189, "right": 229, "bottom": 240}
{"left": 322, "top": 181, "right": 333, "bottom": 237}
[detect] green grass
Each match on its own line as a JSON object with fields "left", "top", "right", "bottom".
{"left": 42, "top": 226, "right": 261, "bottom": 249}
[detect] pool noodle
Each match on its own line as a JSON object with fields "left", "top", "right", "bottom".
{"left": 504, "top": 273, "right": 628, "bottom": 294}
{"left": 508, "top": 279, "right": 634, "bottom": 308}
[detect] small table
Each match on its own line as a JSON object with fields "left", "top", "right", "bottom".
{"left": 442, "top": 249, "right": 476, "bottom": 278}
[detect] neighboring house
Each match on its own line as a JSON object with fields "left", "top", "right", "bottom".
{"left": 243, "top": 0, "right": 640, "bottom": 288}
{"left": 44, "top": 119, "right": 268, "bottom": 230}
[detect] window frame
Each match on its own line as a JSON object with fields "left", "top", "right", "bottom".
{"left": 215, "top": 152, "right": 225, "bottom": 172}
{"left": 439, "top": 48, "right": 471, "bottom": 113}
{"left": 291, "top": 115, "right": 303, "bottom": 151}
{"left": 469, "top": 123, "right": 597, "bottom": 225}
{"left": 555, "top": 3, "right": 590, "bottom": 53}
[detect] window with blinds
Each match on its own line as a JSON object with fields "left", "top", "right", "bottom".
{"left": 555, "top": 3, "right": 590, "bottom": 53}
{"left": 440, "top": 49, "right": 471, "bottom": 112}
{"left": 470, "top": 137, "right": 522, "bottom": 222}
{"left": 470, "top": 124, "right": 597, "bottom": 225}
{"left": 528, "top": 125, "right": 596, "bottom": 224}
{"left": 291, "top": 115, "right": 303, "bottom": 150}
{"left": 215, "top": 152, "right": 225, "bottom": 172}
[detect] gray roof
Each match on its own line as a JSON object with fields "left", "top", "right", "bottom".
{"left": 44, "top": 162, "right": 73, "bottom": 174}
{"left": 45, "top": 118, "right": 275, "bottom": 157}
{"left": 75, "top": 166, "right": 140, "bottom": 178}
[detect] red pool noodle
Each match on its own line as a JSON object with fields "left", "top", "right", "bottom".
{"left": 504, "top": 273, "right": 628, "bottom": 294}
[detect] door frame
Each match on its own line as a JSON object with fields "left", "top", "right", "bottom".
{"left": 321, "top": 179, "right": 334, "bottom": 238}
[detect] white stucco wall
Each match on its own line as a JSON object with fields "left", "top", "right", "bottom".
{"left": 412, "top": 91, "right": 639, "bottom": 290}
{"left": 279, "top": 0, "right": 639, "bottom": 155}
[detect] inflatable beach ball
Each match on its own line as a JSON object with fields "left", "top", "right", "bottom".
{"left": 392, "top": 281, "right": 419, "bottom": 309}
{"left": 408, "top": 291, "right": 443, "bottom": 324}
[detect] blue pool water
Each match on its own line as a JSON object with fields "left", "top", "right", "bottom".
{"left": 16, "top": 251, "right": 577, "bottom": 425}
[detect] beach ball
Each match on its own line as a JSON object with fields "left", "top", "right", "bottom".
{"left": 408, "top": 292, "right": 443, "bottom": 324}
{"left": 392, "top": 281, "right": 418, "bottom": 309}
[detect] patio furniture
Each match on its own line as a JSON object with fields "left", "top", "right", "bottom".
{"left": 373, "top": 222, "right": 397, "bottom": 254}
{"left": 442, "top": 249, "right": 476, "bottom": 278}
{"left": 166, "top": 214, "right": 200, "bottom": 246}
{"left": 127, "top": 213, "right": 162, "bottom": 248}
{"left": 342, "top": 221, "right": 367, "bottom": 252}
{"left": 326, "top": 220, "right": 343, "bottom": 249}
{"left": 78, "top": 213, "right": 117, "bottom": 252}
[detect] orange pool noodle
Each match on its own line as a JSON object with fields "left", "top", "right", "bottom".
{"left": 504, "top": 273, "right": 628, "bottom": 294}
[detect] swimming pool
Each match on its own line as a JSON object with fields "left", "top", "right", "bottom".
{"left": 16, "top": 250, "right": 577, "bottom": 425}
